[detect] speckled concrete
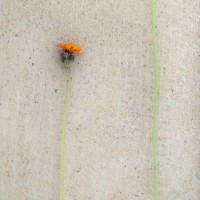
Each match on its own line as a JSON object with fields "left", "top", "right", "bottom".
{"left": 0, "top": 1, "right": 200, "bottom": 200}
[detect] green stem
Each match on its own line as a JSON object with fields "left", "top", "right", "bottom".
{"left": 151, "top": 0, "right": 159, "bottom": 199}
{"left": 59, "top": 75, "right": 71, "bottom": 200}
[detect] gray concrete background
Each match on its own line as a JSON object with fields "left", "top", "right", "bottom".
{"left": 0, "top": 0, "right": 200, "bottom": 199}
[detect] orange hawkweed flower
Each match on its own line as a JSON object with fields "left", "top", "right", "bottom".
{"left": 57, "top": 42, "right": 81, "bottom": 55}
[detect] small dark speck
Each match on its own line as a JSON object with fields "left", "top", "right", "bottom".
{"left": 32, "top": 63, "right": 34, "bottom": 66}
{"left": 54, "top": 89, "right": 58, "bottom": 93}
{"left": 15, "top": 34, "right": 19, "bottom": 37}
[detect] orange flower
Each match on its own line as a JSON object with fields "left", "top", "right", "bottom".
{"left": 57, "top": 42, "right": 81, "bottom": 55}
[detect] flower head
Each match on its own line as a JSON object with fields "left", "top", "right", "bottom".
{"left": 57, "top": 42, "right": 81, "bottom": 66}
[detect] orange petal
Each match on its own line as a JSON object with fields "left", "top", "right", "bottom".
{"left": 57, "top": 43, "right": 67, "bottom": 50}
{"left": 57, "top": 42, "right": 82, "bottom": 54}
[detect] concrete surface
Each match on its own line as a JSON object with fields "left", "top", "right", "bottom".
{"left": 0, "top": 0, "right": 200, "bottom": 199}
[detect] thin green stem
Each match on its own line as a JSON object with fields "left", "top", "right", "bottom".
{"left": 151, "top": 0, "right": 159, "bottom": 199}
{"left": 59, "top": 75, "right": 71, "bottom": 200}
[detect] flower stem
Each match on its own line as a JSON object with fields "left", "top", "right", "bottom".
{"left": 151, "top": 0, "right": 159, "bottom": 199}
{"left": 59, "top": 74, "right": 71, "bottom": 200}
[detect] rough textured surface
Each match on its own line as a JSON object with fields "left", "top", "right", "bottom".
{"left": 0, "top": 0, "right": 199, "bottom": 199}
